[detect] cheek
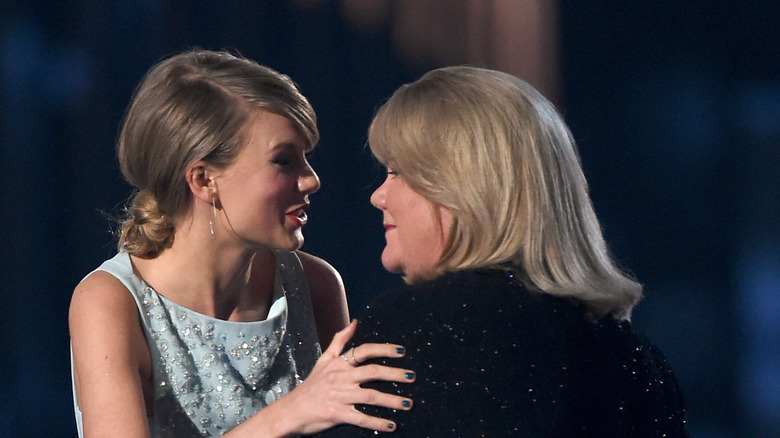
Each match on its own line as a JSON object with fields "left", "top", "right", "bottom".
{"left": 396, "top": 218, "right": 442, "bottom": 270}
{"left": 421, "top": 209, "right": 451, "bottom": 264}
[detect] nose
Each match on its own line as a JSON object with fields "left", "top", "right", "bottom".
{"left": 298, "top": 163, "right": 321, "bottom": 194}
{"left": 370, "top": 179, "right": 386, "bottom": 210}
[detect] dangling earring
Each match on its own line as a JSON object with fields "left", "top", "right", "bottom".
{"left": 210, "top": 197, "right": 217, "bottom": 236}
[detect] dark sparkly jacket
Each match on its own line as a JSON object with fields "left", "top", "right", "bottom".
{"left": 315, "top": 269, "right": 688, "bottom": 438}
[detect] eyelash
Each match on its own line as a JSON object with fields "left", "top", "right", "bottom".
{"left": 272, "top": 152, "right": 313, "bottom": 167}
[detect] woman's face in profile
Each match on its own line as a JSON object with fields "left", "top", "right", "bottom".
{"left": 212, "top": 110, "right": 320, "bottom": 251}
{"left": 370, "top": 166, "right": 451, "bottom": 281}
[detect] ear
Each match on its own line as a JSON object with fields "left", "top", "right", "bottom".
{"left": 185, "top": 161, "right": 218, "bottom": 203}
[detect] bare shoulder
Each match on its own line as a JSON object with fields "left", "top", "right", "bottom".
{"left": 69, "top": 269, "right": 147, "bottom": 360}
{"left": 296, "top": 251, "right": 344, "bottom": 292}
{"left": 69, "top": 270, "right": 139, "bottom": 327}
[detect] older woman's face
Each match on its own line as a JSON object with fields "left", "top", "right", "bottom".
{"left": 370, "top": 167, "right": 452, "bottom": 281}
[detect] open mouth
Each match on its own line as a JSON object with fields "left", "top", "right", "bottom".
{"left": 288, "top": 207, "right": 308, "bottom": 227}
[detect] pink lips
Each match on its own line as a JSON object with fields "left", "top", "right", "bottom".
{"left": 287, "top": 206, "right": 309, "bottom": 227}
{"left": 383, "top": 224, "right": 396, "bottom": 232}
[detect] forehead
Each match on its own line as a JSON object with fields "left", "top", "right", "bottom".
{"left": 243, "top": 109, "right": 308, "bottom": 152}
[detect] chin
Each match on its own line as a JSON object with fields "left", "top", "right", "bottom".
{"left": 268, "top": 234, "right": 304, "bottom": 252}
{"left": 287, "top": 230, "right": 305, "bottom": 249}
{"left": 380, "top": 261, "right": 404, "bottom": 276}
{"left": 286, "top": 239, "right": 304, "bottom": 251}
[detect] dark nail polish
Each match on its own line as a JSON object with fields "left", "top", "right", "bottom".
{"left": 405, "top": 372, "right": 415, "bottom": 380}
{"left": 387, "top": 423, "right": 395, "bottom": 430}
{"left": 396, "top": 347, "right": 406, "bottom": 355}
{"left": 402, "top": 400, "right": 411, "bottom": 408}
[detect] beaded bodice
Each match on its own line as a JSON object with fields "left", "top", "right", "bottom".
{"left": 71, "top": 250, "right": 321, "bottom": 437}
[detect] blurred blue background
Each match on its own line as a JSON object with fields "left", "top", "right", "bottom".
{"left": 1, "top": 1, "right": 778, "bottom": 437}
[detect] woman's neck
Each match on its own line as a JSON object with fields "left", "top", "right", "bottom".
{"left": 129, "top": 227, "right": 277, "bottom": 321}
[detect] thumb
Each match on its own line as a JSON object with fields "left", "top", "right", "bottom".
{"left": 324, "top": 319, "right": 358, "bottom": 355}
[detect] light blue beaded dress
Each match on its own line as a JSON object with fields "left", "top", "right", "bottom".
{"left": 70, "top": 250, "right": 321, "bottom": 437}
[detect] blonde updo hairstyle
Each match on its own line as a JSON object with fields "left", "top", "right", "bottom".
{"left": 117, "top": 49, "right": 318, "bottom": 258}
{"left": 368, "top": 66, "right": 641, "bottom": 320}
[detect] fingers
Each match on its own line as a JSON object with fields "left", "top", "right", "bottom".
{"left": 350, "top": 362, "right": 416, "bottom": 385}
{"left": 340, "top": 389, "right": 413, "bottom": 434}
{"left": 356, "top": 388, "right": 413, "bottom": 412}
{"left": 340, "top": 347, "right": 358, "bottom": 366}
{"left": 325, "top": 320, "right": 358, "bottom": 356}
{"left": 343, "top": 341, "right": 414, "bottom": 384}
{"left": 289, "top": 327, "right": 415, "bottom": 435}
{"left": 327, "top": 322, "right": 408, "bottom": 367}
{"left": 337, "top": 347, "right": 415, "bottom": 387}
{"left": 351, "top": 342, "right": 406, "bottom": 364}
{"left": 343, "top": 409, "right": 399, "bottom": 434}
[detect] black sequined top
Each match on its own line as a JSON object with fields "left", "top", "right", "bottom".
{"left": 316, "top": 269, "right": 688, "bottom": 437}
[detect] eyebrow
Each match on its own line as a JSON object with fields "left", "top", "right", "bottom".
{"left": 269, "top": 142, "right": 301, "bottom": 152}
{"left": 273, "top": 141, "right": 317, "bottom": 155}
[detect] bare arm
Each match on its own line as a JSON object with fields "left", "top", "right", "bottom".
{"left": 298, "top": 251, "right": 349, "bottom": 349}
{"left": 69, "top": 271, "right": 152, "bottom": 437}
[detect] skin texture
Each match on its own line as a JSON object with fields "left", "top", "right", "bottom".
{"left": 370, "top": 167, "right": 452, "bottom": 282}
{"left": 70, "top": 110, "right": 415, "bottom": 437}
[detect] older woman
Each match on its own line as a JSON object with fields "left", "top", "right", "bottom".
{"left": 318, "top": 66, "right": 688, "bottom": 437}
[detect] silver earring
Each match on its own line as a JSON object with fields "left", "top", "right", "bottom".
{"left": 210, "top": 197, "right": 217, "bottom": 236}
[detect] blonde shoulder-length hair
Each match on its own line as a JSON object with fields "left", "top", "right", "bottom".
{"left": 368, "top": 66, "right": 641, "bottom": 320}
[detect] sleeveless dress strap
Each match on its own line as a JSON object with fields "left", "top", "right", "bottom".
{"left": 275, "top": 250, "right": 322, "bottom": 379}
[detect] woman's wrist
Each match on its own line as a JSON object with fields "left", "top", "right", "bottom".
{"left": 223, "top": 395, "right": 301, "bottom": 438}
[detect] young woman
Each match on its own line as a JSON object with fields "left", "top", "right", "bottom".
{"left": 69, "top": 49, "right": 414, "bottom": 437}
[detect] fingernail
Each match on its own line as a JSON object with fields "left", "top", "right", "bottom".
{"left": 404, "top": 372, "right": 415, "bottom": 380}
{"left": 396, "top": 347, "right": 406, "bottom": 355}
{"left": 387, "top": 423, "right": 395, "bottom": 430}
{"left": 401, "top": 400, "right": 411, "bottom": 408}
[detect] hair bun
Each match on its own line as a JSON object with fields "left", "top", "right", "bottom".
{"left": 118, "top": 189, "right": 174, "bottom": 258}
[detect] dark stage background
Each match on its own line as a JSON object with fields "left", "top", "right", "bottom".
{"left": 1, "top": 1, "right": 778, "bottom": 437}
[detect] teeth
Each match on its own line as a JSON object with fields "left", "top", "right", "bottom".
{"left": 289, "top": 208, "right": 307, "bottom": 222}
